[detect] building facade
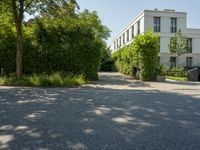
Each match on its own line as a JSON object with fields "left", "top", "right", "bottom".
{"left": 111, "top": 9, "right": 200, "bottom": 67}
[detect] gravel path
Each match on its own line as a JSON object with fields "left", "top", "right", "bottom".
{"left": 0, "top": 72, "right": 200, "bottom": 150}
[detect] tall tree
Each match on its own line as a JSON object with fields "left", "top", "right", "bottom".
{"left": 0, "top": 0, "right": 78, "bottom": 78}
{"left": 169, "top": 30, "right": 188, "bottom": 67}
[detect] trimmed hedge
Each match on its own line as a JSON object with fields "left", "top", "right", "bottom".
{"left": 113, "top": 31, "right": 160, "bottom": 81}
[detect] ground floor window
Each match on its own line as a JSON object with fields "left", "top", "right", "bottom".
{"left": 170, "top": 57, "right": 176, "bottom": 68}
{"left": 186, "top": 57, "right": 193, "bottom": 67}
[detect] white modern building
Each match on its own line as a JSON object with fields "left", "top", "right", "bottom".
{"left": 111, "top": 9, "right": 200, "bottom": 67}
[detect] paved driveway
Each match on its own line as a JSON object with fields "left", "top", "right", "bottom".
{"left": 0, "top": 72, "right": 200, "bottom": 150}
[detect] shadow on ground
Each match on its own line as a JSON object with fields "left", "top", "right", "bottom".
{"left": 91, "top": 73, "right": 150, "bottom": 88}
{"left": 0, "top": 86, "right": 200, "bottom": 150}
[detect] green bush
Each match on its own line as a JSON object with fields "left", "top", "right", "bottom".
{"left": 0, "top": 10, "right": 110, "bottom": 81}
{"left": 163, "top": 67, "right": 187, "bottom": 77}
{"left": 100, "top": 47, "right": 116, "bottom": 72}
{"left": 113, "top": 46, "right": 135, "bottom": 75}
{"left": 134, "top": 31, "right": 160, "bottom": 81}
{"left": 113, "top": 31, "right": 160, "bottom": 81}
{"left": 0, "top": 73, "right": 85, "bottom": 87}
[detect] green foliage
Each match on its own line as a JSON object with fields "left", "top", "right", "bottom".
{"left": 0, "top": 8, "right": 110, "bottom": 80}
{"left": 100, "top": 47, "right": 116, "bottom": 71}
{"left": 113, "top": 46, "right": 134, "bottom": 75}
{"left": 34, "top": 10, "right": 109, "bottom": 80}
{"left": 169, "top": 30, "right": 188, "bottom": 67}
{"left": 134, "top": 31, "right": 160, "bottom": 80}
{"left": 0, "top": 12, "right": 16, "bottom": 74}
{"left": 0, "top": 73, "right": 85, "bottom": 87}
{"left": 113, "top": 31, "right": 160, "bottom": 81}
{"left": 163, "top": 67, "right": 187, "bottom": 77}
{"left": 169, "top": 30, "right": 188, "bottom": 56}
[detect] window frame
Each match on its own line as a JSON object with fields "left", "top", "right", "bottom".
{"left": 127, "top": 30, "right": 129, "bottom": 42}
{"left": 186, "top": 57, "right": 193, "bottom": 67}
{"left": 137, "top": 21, "right": 140, "bottom": 34}
{"left": 123, "top": 33, "right": 125, "bottom": 44}
{"left": 154, "top": 17, "right": 161, "bottom": 32}
{"left": 187, "top": 38, "right": 192, "bottom": 53}
{"left": 170, "top": 18, "right": 177, "bottom": 33}
{"left": 131, "top": 25, "right": 134, "bottom": 39}
{"left": 170, "top": 57, "right": 177, "bottom": 68}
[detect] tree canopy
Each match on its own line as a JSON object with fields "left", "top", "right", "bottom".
{"left": 0, "top": 0, "right": 80, "bottom": 78}
{"left": 169, "top": 30, "right": 188, "bottom": 67}
{"left": 0, "top": 1, "right": 110, "bottom": 80}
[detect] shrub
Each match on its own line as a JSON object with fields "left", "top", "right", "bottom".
{"left": 100, "top": 47, "right": 116, "bottom": 72}
{"left": 0, "top": 73, "right": 85, "bottom": 87}
{"left": 163, "top": 67, "right": 187, "bottom": 77}
{"left": 134, "top": 31, "right": 160, "bottom": 81}
{"left": 113, "top": 31, "right": 160, "bottom": 81}
{"left": 0, "top": 10, "right": 110, "bottom": 81}
{"left": 113, "top": 46, "right": 135, "bottom": 75}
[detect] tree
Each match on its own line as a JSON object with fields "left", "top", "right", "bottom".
{"left": 0, "top": 0, "right": 79, "bottom": 78}
{"left": 169, "top": 30, "right": 188, "bottom": 67}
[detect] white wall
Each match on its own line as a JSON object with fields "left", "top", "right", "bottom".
{"left": 143, "top": 10, "right": 187, "bottom": 33}
{"left": 112, "top": 9, "right": 200, "bottom": 59}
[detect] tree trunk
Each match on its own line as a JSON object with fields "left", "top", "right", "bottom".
{"left": 12, "top": 0, "right": 24, "bottom": 78}
{"left": 16, "top": 22, "right": 23, "bottom": 78}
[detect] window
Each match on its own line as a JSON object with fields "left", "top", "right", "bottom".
{"left": 154, "top": 17, "right": 160, "bottom": 32}
{"left": 123, "top": 33, "right": 125, "bottom": 44}
{"left": 170, "top": 18, "right": 177, "bottom": 33}
{"left": 187, "top": 38, "right": 192, "bottom": 53}
{"left": 186, "top": 57, "right": 193, "bottom": 67}
{"left": 137, "top": 21, "right": 140, "bottom": 34}
{"left": 131, "top": 26, "right": 134, "bottom": 39}
{"left": 119, "top": 37, "right": 121, "bottom": 46}
{"left": 114, "top": 41, "right": 116, "bottom": 50}
{"left": 117, "top": 39, "right": 119, "bottom": 48}
{"left": 170, "top": 57, "right": 177, "bottom": 68}
{"left": 127, "top": 30, "right": 129, "bottom": 42}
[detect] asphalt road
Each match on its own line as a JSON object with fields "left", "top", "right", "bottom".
{"left": 0, "top": 72, "right": 200, "bottom": 150}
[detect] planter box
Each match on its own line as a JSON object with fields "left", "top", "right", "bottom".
{"left": 156, "top": 75, "right": 166, "bottom": 82}
{"left": 187, "top": 68, "right": 198, "bottom": 81}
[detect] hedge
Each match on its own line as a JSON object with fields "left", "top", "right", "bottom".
{"left": 113, "top": 31, "right": 160, "bottom": 81}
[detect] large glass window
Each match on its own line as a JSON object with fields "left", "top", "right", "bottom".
{"left": 170, "top": 57, "right": 177, "bottom": 68}
{"left": 137, "top": 21, "right": 140, "bottom": 34}
{"left": 170, "top": 18, "right": 177, "bottom": 33}
{"left": 186, "top": 57, "right": 193, "bottom": 67}
{"left": 154, "top": 17, "right": 160, "bottom": 32}
{"left": 187, "top": 38, "right": 192, "bottom": 53}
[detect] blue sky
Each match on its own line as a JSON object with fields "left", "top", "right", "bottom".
{"left": 76, "top": 0, "right": 200, "bottom": 45}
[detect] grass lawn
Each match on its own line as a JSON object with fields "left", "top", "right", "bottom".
{"left": 166, "top": 76, "right": 188, "bottom": 82}
{"left": 0, "top": 73, "right": 86, "bottom": 87}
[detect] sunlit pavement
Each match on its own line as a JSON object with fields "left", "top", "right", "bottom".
{"left": 0, "top": 72, "right": 200, "bottom": 150}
